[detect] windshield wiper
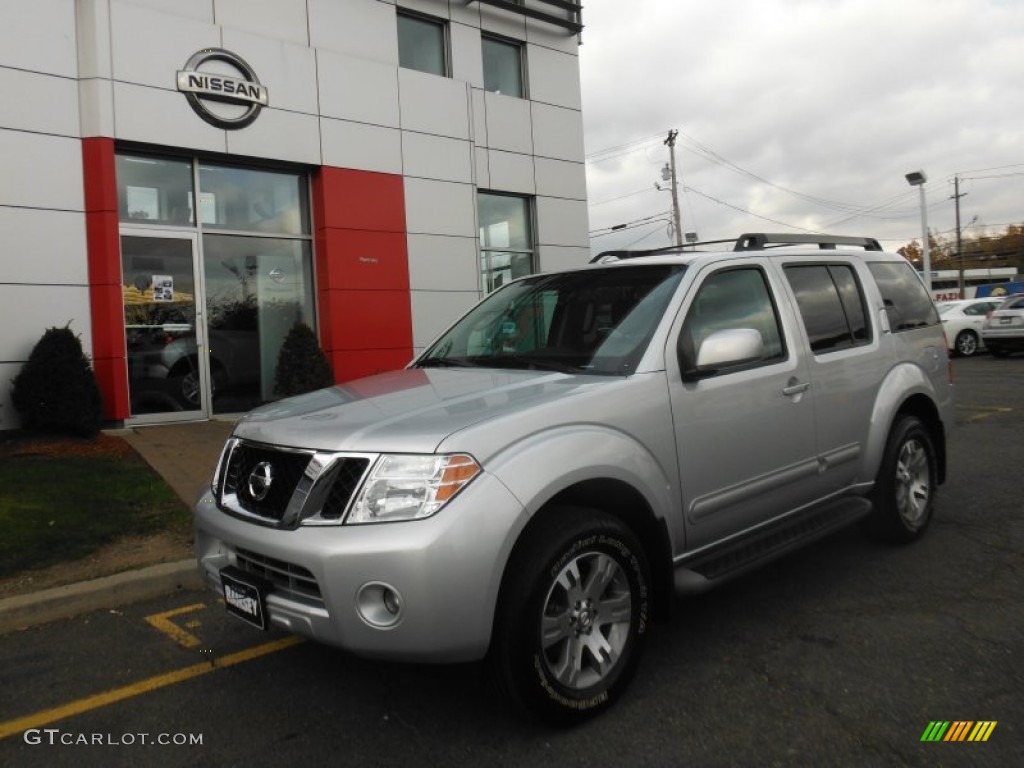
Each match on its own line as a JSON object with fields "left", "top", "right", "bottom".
{"left": 416, "top": 356, "right": 480, "bottom": 368}
{"left": 488, "top": 355, "right": 582, "bottom": 374}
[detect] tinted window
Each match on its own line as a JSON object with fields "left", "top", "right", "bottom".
{"left": 397, "top": 13, "right": 447, "bottom": 76}
{"left": 679, "top": 267, "right": 785, "bottom": 374}
{"left": 785, "top": 264, "right": 870, "bottom": 353}
{"left": 868, "top": 262, "right": 939, "bottom": 331}
{"left": 483, "top": 36, "right": 524, "bottom": 97}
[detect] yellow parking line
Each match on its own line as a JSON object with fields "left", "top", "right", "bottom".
{"left": 0, "top": 636, "right": 303, "bottom": 740}
{"left": 145, "top": 603, "right": 207, "bottom": 648}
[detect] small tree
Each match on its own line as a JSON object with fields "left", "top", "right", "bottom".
{"left": 11, "top": 325, "right": 104, "bottom": 437}
{"left": 273, "top": 322, "right": 334, "bottom": 398}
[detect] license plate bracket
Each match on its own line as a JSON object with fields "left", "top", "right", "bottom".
{"left": 220, "top": 566, "right": 270, "bottom": 630}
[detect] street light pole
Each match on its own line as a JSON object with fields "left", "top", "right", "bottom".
{"left": 905, "top": 171, "right": 931, "bottom": 294}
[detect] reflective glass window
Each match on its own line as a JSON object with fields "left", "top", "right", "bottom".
{"left": 483, "top": 36, "right": 524, "bottom": 97}
{"left": 198, "top": 164, "right": 309, "bottom": 235}
{"left": 479, "top": 193, "right": 534, "bottom": 293}
{"left": 398, "top": 13, "right": 447, "bottom": 76}
{"left": 117, "top": 154, "right": 194, "bottom": 226}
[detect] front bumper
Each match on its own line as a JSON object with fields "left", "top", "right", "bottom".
{"left": 194, "top": 471, "right": 526, "bottom": 663}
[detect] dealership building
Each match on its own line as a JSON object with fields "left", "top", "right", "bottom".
{"left": 0, "top": 0, "right": 588, "bottom": 430}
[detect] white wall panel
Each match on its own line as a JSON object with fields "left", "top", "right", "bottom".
{"left": 407, "top": 234, "right": 479, "bottom": 292}
{"left": 479, "top": 4, "right": 526, "bottom": 39}
{"left": 450, "top": 1, "right": 481, "bottom": 27}
{"left": 0, "top": 0, "right": 77, "bottom": 77}
{"left": 77, "top": 0, "right": 113, "bottom": 79}
{"left": 402, "top": 133, "right": 473, "bottom": 184}
{"left": 396, "top": 0, "right": 449, "bottom": 18}
{"left": 113, "top": 82, "right": 227, "bottom": 152}
{"left": 111, "top": 2, "right": 219, "bottom": 88}
{"left": 534, "top": 157, "right": 587, "bottom": 200}
{"left": 485, "top": 150, "right": 535, "bottom": 194}
{"left": 537, "top": 244, "right": 589, "bottom": 274}
{"left": 0, "top": 285, "right": 93, "bottom": 362}
{"left": 450, "top": 21, "right": 483, "bottom": 88}
{"left": 79, "top": 78, "right": 116, "bottom": 138}
{"left": 404, "top": 178, "right": 475, "bottom": 237}
{"left": 214, "top": 0, "right": 309, "bottom": 45}
{"left": 318, "top": 51, "right": 400, "bottom": 127}
{"left": 470, "top": 88, "right": 488, "bottom": 146}
{"left": 226, "top": 108, "right": 322, "bottom": 165}
{"left": 308, "top": 0, "right": 399, "bottom": 65}
{"left": 525, "top": 18, "right": 581, "bottom": 55}
{"left": 222, "top": 28, "right": 318, "bottom": 115}
{"left": 526, "top": 44, "right": 581, "bottom": 109}
{"left": 484, "top": 92, "right": 532, "bottom": 154}
{"left": 0, "top": 69, "right": 80, "bottom": 136}
{"left": 531, "top": 102, "right": 584, "bottom": 162}
{"left": 535, "top": 197, "right": 589, "bottom": 248}
{"left": 0, "top": 208, "right": 88, "bottom": 285}
{"left": 398, "top": 69, "right": 470, "bottom": 140}
{"left": 410, "top": 290, "right": 479, "bottom": 348}
{"left": 321, "top": 119, "right": 402, "bottom": 174}
{"left": 0, "top": 132, "right": 84, "bottom": 211}
{"left": 123, "top": 0, "right": 213, "bottom": 23}
{"left": 474, "top": 147, "right": 490, "bottom": 189}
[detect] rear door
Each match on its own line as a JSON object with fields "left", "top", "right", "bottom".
{"left": 778, "top": 259, "right": 882, "bottom": 493}
{"left": 666, "top": 259, "right": 822, "bottom": 550}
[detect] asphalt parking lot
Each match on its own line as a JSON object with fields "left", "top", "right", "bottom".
{"left": 0, "top": 355, "right": 1021, "bottom": 767}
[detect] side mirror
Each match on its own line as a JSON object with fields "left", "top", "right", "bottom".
{"left": 685, "top": 328, "right": 764, "bottom": 379}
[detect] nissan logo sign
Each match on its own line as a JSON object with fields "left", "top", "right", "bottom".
{"left": 176, "top": 48, "right": 268, "bottom": 129}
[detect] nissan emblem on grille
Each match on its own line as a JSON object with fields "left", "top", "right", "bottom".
{"left": 248, "top": 462, "right": 274, "bottom": 501}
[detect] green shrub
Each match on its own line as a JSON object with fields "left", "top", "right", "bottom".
{"left": 273, "top": 322, "right": 334, "bottom": 398}
{"left": 11, "top": 325, "right": 104, "bottom": 437}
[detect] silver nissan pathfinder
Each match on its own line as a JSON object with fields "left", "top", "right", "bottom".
{"left": 194, "top": 233, "right": 953, "bottom": 724}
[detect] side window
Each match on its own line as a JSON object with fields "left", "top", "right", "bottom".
{"left": 397, "top": 12, "right": 448, "bottom": 77}
{"left": 867, "top": 262, "right": 940, "bottom": 331}
{"left": 784, "top": 264, "right": 871, "bottom": 354}
{"left": 678, "top": 267, "right": 785, "bottom": 375}
{"left": 482, "top": 35, "right": 525, "bottom": 97}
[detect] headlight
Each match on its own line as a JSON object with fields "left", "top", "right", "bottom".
{"left": 346, "top": 454, "right": 480, "bottom": 524}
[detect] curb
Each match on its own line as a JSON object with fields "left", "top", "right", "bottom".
{"left": 0, "top": 560, "right": 204, "bottom": 635}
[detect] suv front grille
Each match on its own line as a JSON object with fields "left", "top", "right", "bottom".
{"left": 320, "top": 458, "right": 371, "bottom": 520}
{"left": 222, "top": 443, "right": 312, "bottom": 522}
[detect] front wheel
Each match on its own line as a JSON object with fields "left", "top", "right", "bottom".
{"left": 954, "top": 330, "right": 979, "bottom": 357}
{"left": 489, "top": 507, "right": 650, "bottom": 725}
{"left": 864, "top": 415, "right": 937, "bottom": 544}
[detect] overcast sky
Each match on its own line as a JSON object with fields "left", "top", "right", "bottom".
{"left": 578, "top": 0, "right": 1024, "bottom": 256}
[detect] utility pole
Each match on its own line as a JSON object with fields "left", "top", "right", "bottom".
{"left": 951, "top": 175, "right": 968, "bottom": 298}
{"left": 664, "top": 129, "right": 683, "bottom": 247}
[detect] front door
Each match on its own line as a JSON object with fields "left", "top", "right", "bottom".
{"left": 121, "top": 231, "right": 211, "bottom": 421}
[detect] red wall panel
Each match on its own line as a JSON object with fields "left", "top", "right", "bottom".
{"left": 312, "top": 166, "right": 413, "bottom": 386}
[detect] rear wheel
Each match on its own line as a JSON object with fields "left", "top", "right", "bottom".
{"left": 489, "top": 507, "right": 650, "bottom": 725}
{"left": 954, "top": 330, "right": 979, "bottom": 357}
{"left": 864, "top": 415, "right": 936, "bottom": 544}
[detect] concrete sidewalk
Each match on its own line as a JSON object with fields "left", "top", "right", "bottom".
{"left": 0, "top": 418, "right": 237, "bottom": 634}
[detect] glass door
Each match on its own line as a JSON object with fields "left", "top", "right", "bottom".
{"left": 121, "top": 231, "right": 210, "bottom": 422}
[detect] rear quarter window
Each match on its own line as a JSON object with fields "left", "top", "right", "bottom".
{"left": 867, "top": 262, "right": 939, "bottom": 332}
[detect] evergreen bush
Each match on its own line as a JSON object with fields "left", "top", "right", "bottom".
{"left": 273, "top": 322, "right": 334, "bottom": 398}
{"left": 11, "top": 325, "right": 104, "bottom": 437}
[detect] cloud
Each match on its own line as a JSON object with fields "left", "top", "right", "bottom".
{"left": 580, "top": 0, "right": 1024, "bottom": 253}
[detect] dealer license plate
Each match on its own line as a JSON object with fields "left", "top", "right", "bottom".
{"left": 220, "top": 566, "right": 269, "bottom": 630}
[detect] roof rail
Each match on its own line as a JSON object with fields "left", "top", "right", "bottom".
{"left": 591, "top": 233, "right": 883, "bottom": 264}
{"left": 590, "top": 238, "right": 737, "bottom": 264}
{"left": 733, "top": 233, "right": 883, "bottom": 251}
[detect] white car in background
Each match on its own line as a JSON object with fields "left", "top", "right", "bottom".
{"left": 936, "top": 298, "right": 1005, "bottom": 357}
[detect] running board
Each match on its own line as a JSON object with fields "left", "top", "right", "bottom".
{"left": 673, "top": 496, "right": 872, "bottom": 594}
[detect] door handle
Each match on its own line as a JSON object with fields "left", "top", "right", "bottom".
{"left": 783, "top": 379, "right": 810, "bottom": 397}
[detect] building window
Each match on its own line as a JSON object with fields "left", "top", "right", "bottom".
{"left": 482, "top": 35, "right": 524, "bottom": 97}
{"left": 479, "top": 193, "right": 534, "bottom": 293}
{"left": 397, "top": 12, "right": 448, "bottom": 77}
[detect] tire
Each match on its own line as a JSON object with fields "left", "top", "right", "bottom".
{"left": 864, "top": 415, "right": 937, "bottom": 544}
{"left": 954, "top": 330, "right": 979, "bottom": 357}
{"left": 489, "top": 507, "right": 651, "bottom": 726}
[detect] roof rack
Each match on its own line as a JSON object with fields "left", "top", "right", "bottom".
{"left": 733, "top": 233, "right": 883, "bottom": 251}
{"left": 591, "top": 233, "right": 882, "bottom": 263}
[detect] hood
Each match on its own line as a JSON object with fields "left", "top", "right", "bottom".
{"left": 232, "top": 368, "right": 606, "bottom": 454}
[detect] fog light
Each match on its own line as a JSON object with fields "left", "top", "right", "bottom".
{"left": 356, "top": 582, "right": 404, "bottom": 628}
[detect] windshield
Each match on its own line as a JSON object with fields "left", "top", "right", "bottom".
{"left": 417, "top": 265, "right": 685, "bottom": 375}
